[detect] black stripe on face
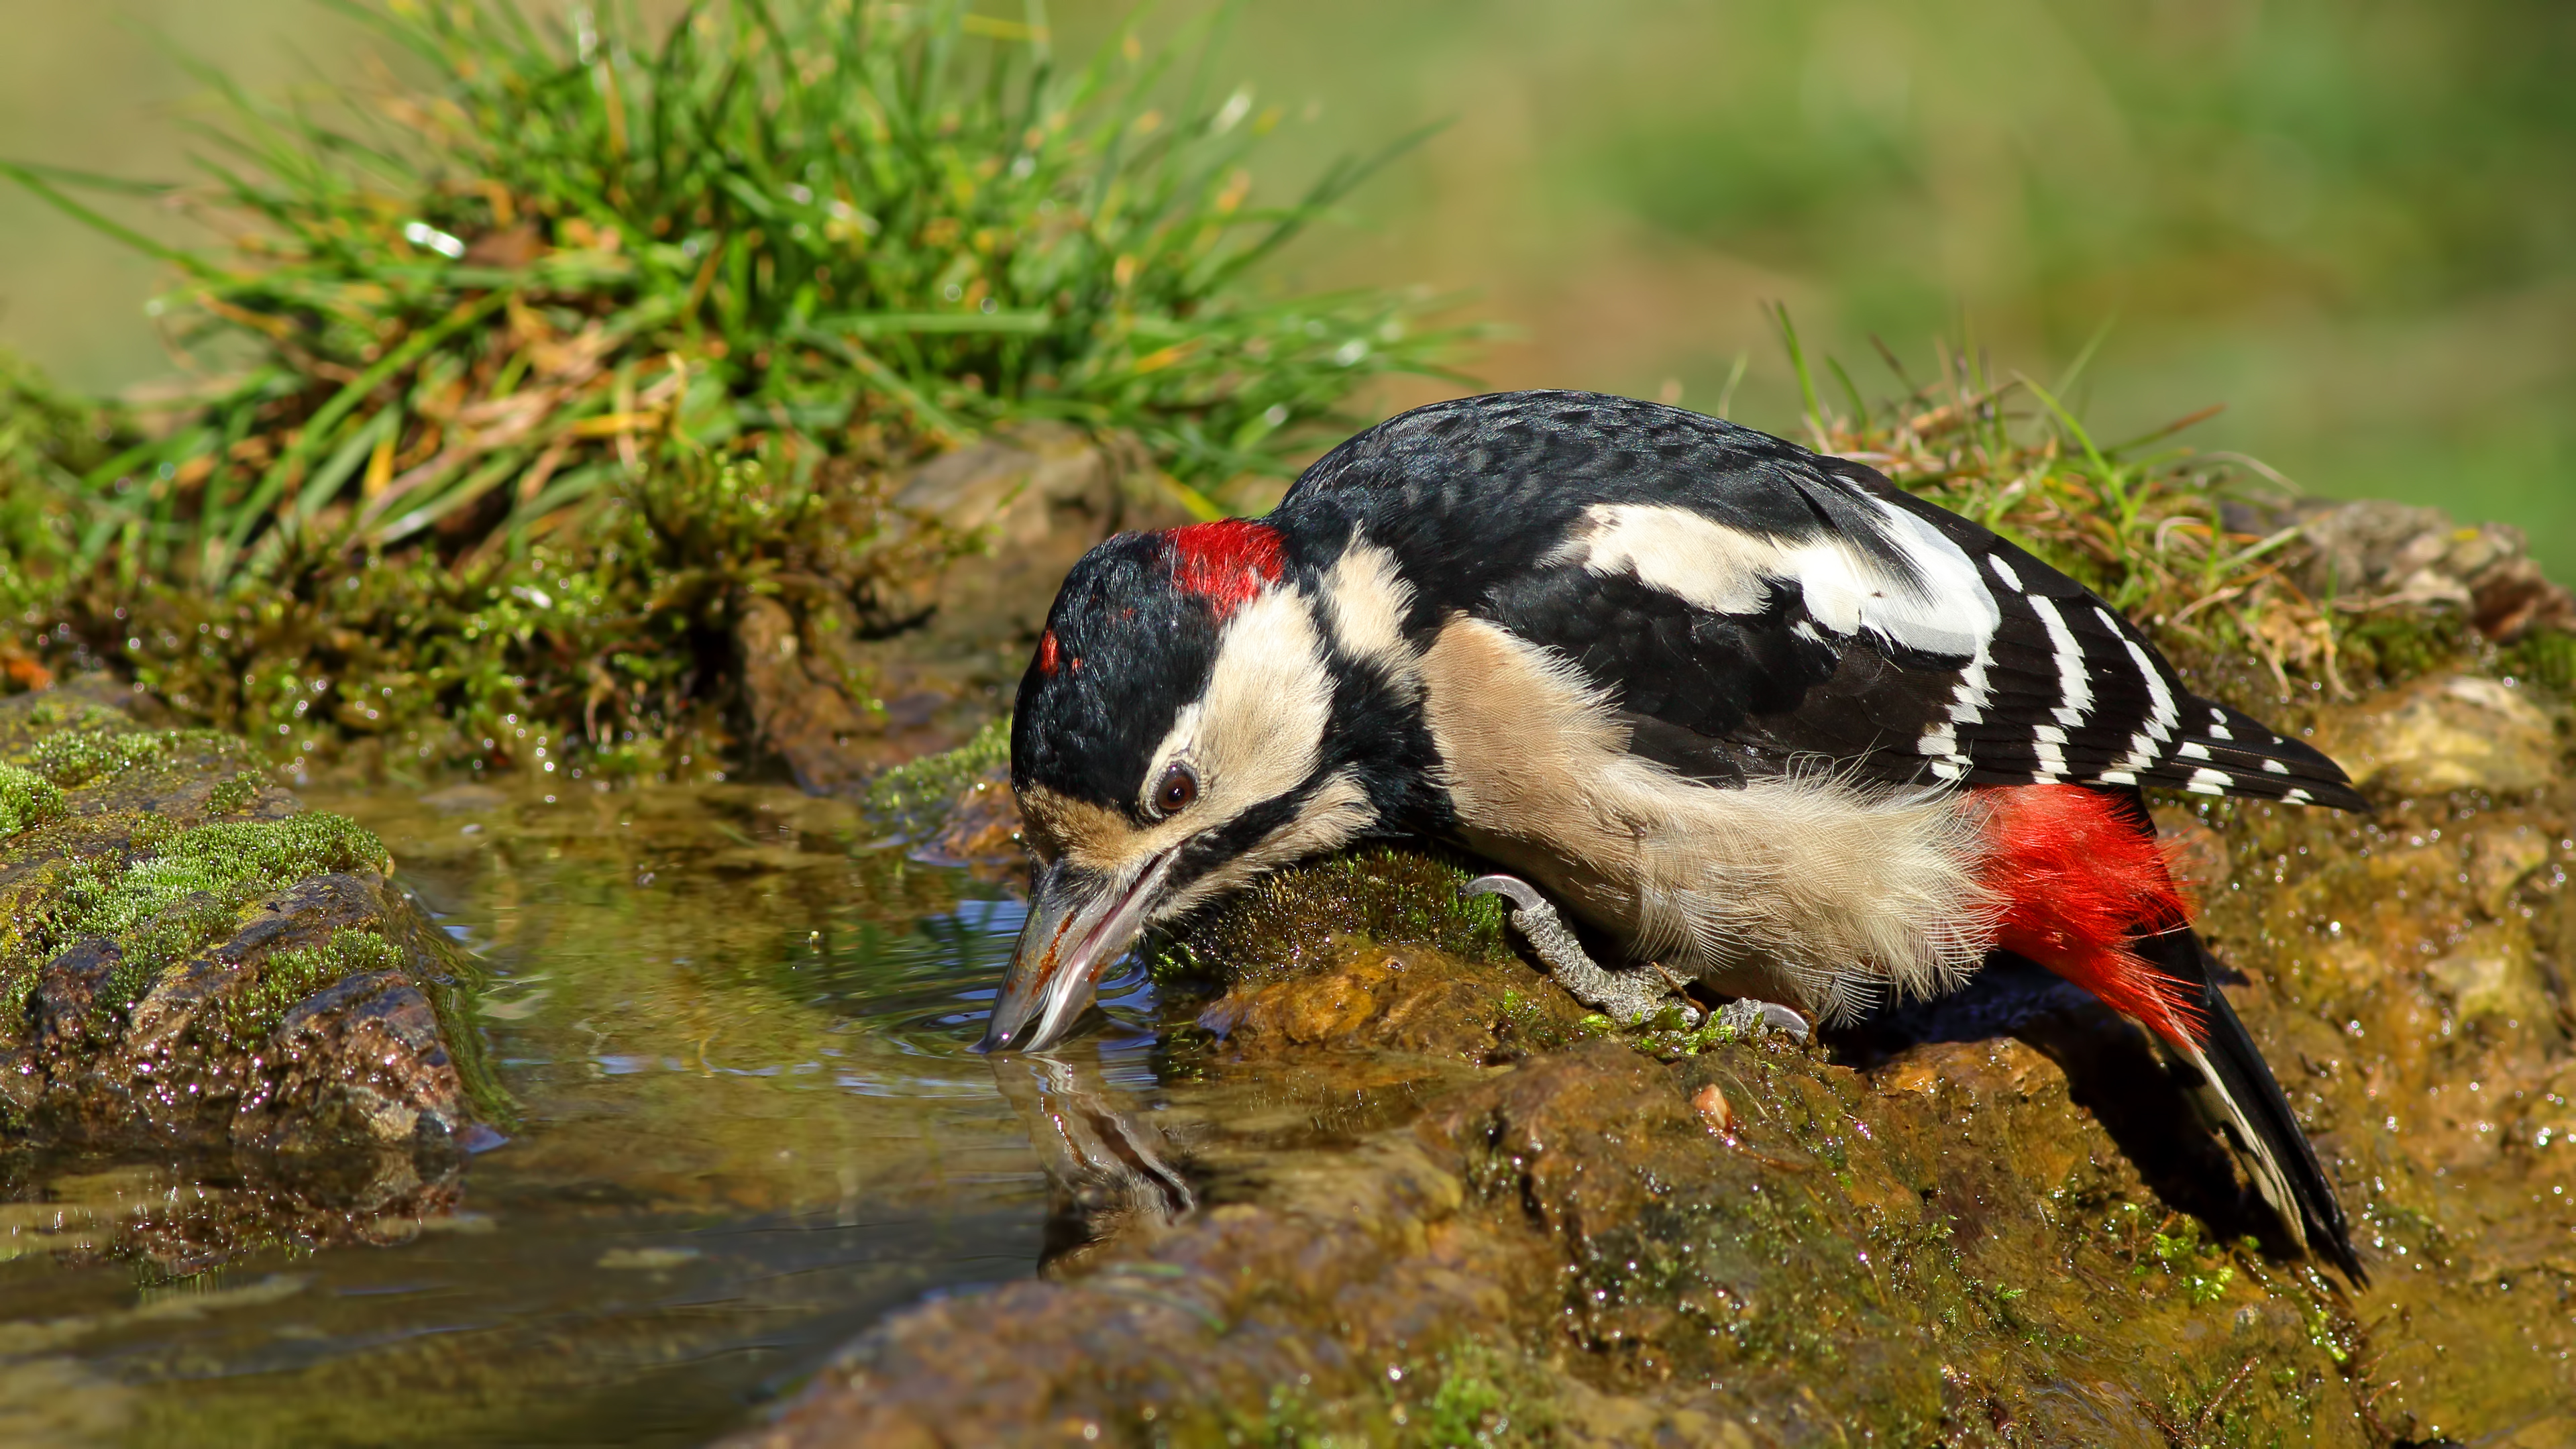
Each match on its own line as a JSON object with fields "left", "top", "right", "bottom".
{"left": 1162, "top": 761, "right": 1375, "bottom": 905}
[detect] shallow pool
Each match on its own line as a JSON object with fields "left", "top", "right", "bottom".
{"left": 0, "top": 774, "right": 1166, "bottom": 1446}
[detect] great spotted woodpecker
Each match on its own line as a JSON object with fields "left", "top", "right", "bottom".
{"left": 981, "top": 390, "right": 2366, "bottom": 1280}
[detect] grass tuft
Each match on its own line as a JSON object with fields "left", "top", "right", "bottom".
{"left": 0, "top": 0, "right": 1466, "bottom": 771}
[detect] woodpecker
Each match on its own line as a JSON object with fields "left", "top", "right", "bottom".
{"left": 981, "top": 390, "right": 2366, "bottom": 1280}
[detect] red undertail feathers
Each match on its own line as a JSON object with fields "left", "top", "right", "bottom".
{"left": 1975, "top": 784, "right": 2203, "bottom": 1047}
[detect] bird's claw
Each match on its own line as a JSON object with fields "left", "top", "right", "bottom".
{"left": 1713, "top": 998, "right": 1812, "bottom": 1045}
{"left": 1466, "top": 873, "right": 1702, "bottom": 1028}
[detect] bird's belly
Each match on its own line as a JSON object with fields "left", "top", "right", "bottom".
{"left": 1419, "top": 616, "right": 1996, "bottom": 1021}
{"left": 1443, "top": 818, "right": 1860, "bottom": 1012}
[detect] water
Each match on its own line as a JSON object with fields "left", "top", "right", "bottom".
{"left": 0, "top": 774, "right": 1163, "bottom": 1447}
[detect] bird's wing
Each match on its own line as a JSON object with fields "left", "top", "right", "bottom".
{"left": 1472, "top": 452, "right": 2368, "bottom": 810}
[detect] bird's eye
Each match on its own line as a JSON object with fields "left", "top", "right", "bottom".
{"left": 1150, "top": 763, "right": 1199, "bottom": 817}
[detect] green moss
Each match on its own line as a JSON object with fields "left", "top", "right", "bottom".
{"left": 1, "top": 812, "right": 390, "bottom": 1027}
{"left": 2500, "top": 627, "right": 2576, "bottom": 697}
{"left": 2099, "top": 1203, "right": 2243, "bottom": 1305}
{"left": 1159, "top": 844, "right": 1513, "bottom": 987}
{"left": 0, "top": 761, "right": 64, "bottom": 836}
{"left": 863, "top": 717, "right": 1011, "bottom": 840}
{"left": 77, "top": 815, "right": 390, "bottom": 948}
{"left": 24, "top": 729, "right": 173, "bottom": 788}
{"left": 203, "top": 930, "right": 403, "bottom": 1051}
{"left": 7, "top": 726, "right": 237, "bottom": 790}
{"left": 127, "top": 810, "right": 182, "bottom": 855}
{"left": 1494, "top": 987, "right": 1611, "bottom": 1054}
{"left": 1199, "top": 1336, "right": 1556, "bottom": 1448}
{"left": 1393, "top": 1340, "right": 1555, "bottom": 1447}
{"left": 205, "top": 771, "right": 262, "bottom": 816}
{"left": 1631, "top": 1008, "right": 1746, "bottom": 1059}
{"left": 2335, "top": 609, "right": 2476, "bottom": 692}
{"left": 17, "top": 698, "right": 123, "bottom": 733}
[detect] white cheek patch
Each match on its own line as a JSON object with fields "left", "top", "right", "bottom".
{"left": 1142, "top": 584, "right": 1336, "bottom": 829}
{"left": 1551, "top": 499, "right": 2000, "bottom": 659}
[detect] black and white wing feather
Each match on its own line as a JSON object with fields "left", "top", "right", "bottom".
{"left": 1292, "top": 392, "right": 2367, "bottom": 811}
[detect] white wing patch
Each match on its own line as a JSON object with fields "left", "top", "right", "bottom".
{"left": 1550, "top": 500, "right": 2000, "bottom": 659}
{"left": 2101, "top": 629, "right": 2180, "bottom": 780}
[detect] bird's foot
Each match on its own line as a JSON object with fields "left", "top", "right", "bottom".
{"left": 1465, "top": 874, "right": 1701, "bottom": 1028}
{"left": 1713, "top": 998, "right": 1812, "bottom": 1046}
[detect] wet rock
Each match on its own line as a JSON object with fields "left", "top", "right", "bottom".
{"left": 731, "top": 427, "right": 1193, "bottom": 794}
{"left": 736, "top": 592, "right": 884, "bottom": 796}
{"left": 857, "top": 718, "right": 1030, "bottom": 877}
{"left": 743, "top": 1008, "right": 2367, "bottom": 1444}
{"left": 1167, "top": 845, "right": 1599, "bottom": 1063}
{"left": 234, "top": 969, "right": 472, "bottom": 1152}
{"left": 2249, "top": 496, "right": 2576, "bottom": 643}
{"left": 905, "top": 772, "right": 1024, "bottom": 876}
{"left": 32, "top": 939, "right": 122, "bottom": 1057}
{"left": 2425, "top": 923, "right": 2551, "bottom": 1024}
{"left": 2314, "top": 672, "right": 2562, "bottom": 796}
{"left": 885, "top": 421, "right": 1136, "bottom": 651}
{"left": 0, "top": 682, "right": 496, "bottom": 1169}
{"left": 1193, "top": 938, "right": 1591, "bottom": 1063}
{"left": 753, "top": 737, "right": 2576, "bottom": 1444}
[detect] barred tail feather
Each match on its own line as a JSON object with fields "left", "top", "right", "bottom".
{"left": 2145, "top": 928, "right": 2367, "bottom": 1283}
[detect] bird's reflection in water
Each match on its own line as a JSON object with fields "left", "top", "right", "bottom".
{"left": 989, "top": 1048, "right": 1195, "bottom": 1274}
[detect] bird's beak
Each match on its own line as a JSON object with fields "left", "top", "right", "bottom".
{"left": 977, "top": 850, "right": 1178, "bottom": 1054}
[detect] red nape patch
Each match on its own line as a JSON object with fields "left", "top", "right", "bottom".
{"left": 1035, "top": 629, "right": 1061, "bottom": 676}
{"left": 1973, "top": 784, "right": 2204, "bottom": 1048}
{"left": 1163, "top": 519, "right": 1286, "bottom": 618}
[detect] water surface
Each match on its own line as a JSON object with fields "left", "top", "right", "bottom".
{"left": 0, "top": 775, "right": 1153, "bottom": 1446}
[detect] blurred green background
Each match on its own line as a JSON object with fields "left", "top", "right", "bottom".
{"left": 4, "top": 0, "right": 2569, "bottom": 573}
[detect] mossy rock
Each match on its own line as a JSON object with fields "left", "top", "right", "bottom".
{"left": 745, "top": 659, "right": 2576, "bottom": 1445}
{"left": 0, "top": 680, "right": 500, "bottom": 1156}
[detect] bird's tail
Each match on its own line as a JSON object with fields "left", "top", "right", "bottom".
{"left": 1976, "top": 784, "right": 2365, "bottom": 1282}
{"left": 2141, "top": 926, "right": 2367, "bottom": 1285}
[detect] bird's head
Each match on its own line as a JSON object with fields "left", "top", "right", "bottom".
{"left": 978, "top": 519, "right": 1410, "bottom": 1053}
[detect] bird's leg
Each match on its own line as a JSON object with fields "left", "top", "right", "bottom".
{"left": 1465, "top": 874, "right": 1702, "bottom": 1028}
{"left": 1712, "top": 998, "right": 1813, "bottom": 1046}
